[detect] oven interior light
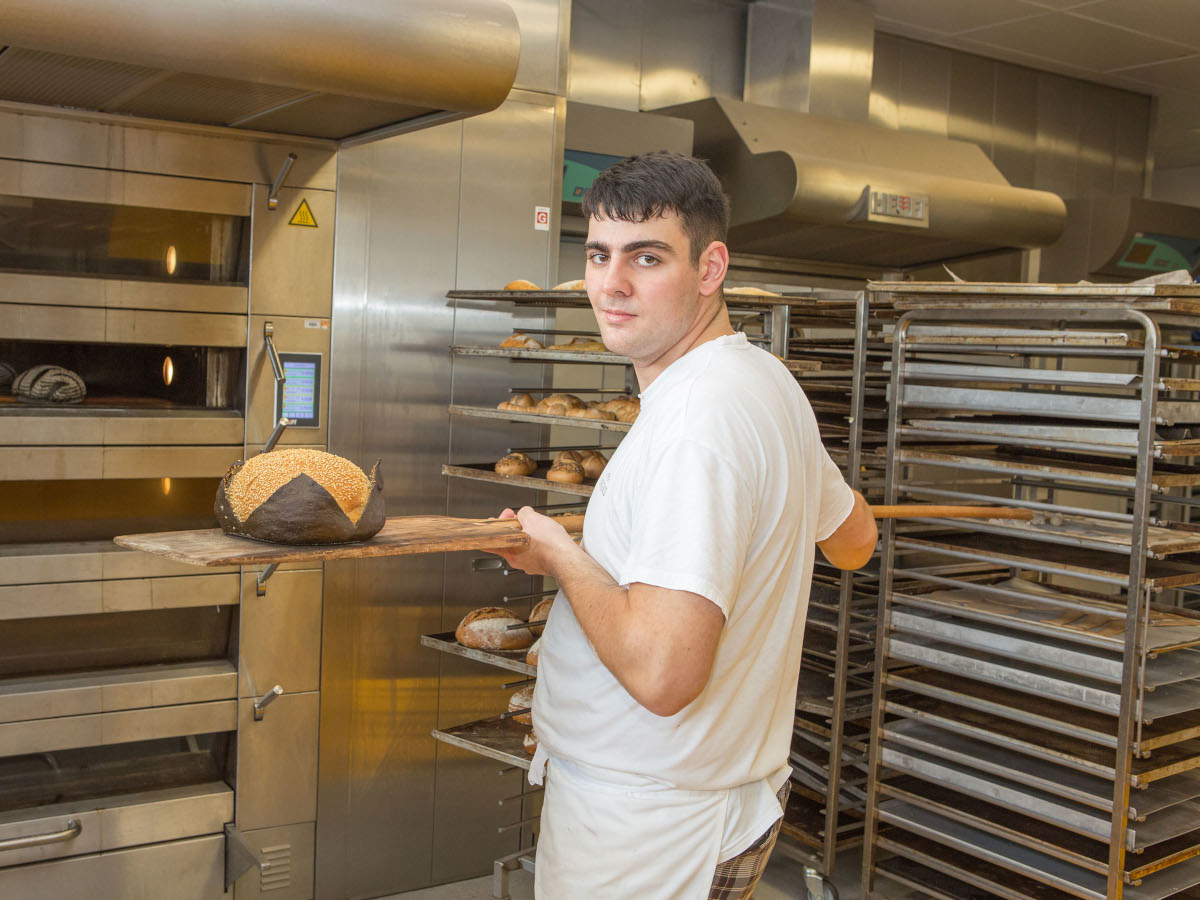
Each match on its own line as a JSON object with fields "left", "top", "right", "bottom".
{"left": 161, "top": 477, "right": 172, "bottom": 496}
{"left": 165, "top": 244, "right": 177, "bottom": 276}
{"left": 162, "top": 356, "right": 175, "bottom": 386}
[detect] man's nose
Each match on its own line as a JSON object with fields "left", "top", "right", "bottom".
{"left": 602, "top": 261, "right": 632, "bottom": 296}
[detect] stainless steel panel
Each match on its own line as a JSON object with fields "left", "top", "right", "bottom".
{"left": 1034, "top": 73, "right": 1082, "bottom": 196}
{"left": 249, "top": 184, "right": 334, "bottom": 318}
{"left": 989, "top": 60, "right": 1039, "bottom": 189}
{"left": 319, "top": 123, "right": 458, "bottom": 899}
{"left": 870, "top": 33, "right": 902, "bottom": 131}
{"left": 640, "top": 0, "right": 727, "bottom": 110}
{"left": 0, "top": 833, "right": 227, "bottom": 900}
{"left": 0, "top": 543, "right": 237, "bottom": 587}
{"left": 0, "top": 700, "right": 236, "bottom": 756}
{"left": 744, "top": 3, "right": 812, "bottom": 113}
{"left": 237, "top": 691, "right": 318, "bottom": 830}
{"left": 0, "top": 446, "right": 102, "bottom": 480}
{"left": 1076, "top": 84, "right": 1119, "bottom": 195}
{"left": 105, "top": 308, "right": 248, "bottom": 347}
{"left": 98, "top": 783, "right": 233, "bottom": 851}
{"left": 0, "top": 660, "right": 236, "bottom": 724}
{"left": 896, "top": 39, "right": 950, "bottom": 138}
{"left": 567, "top": 0, "right": 643, "bottom": 111}
{"left": 0, "top": 810, "right": 99, "bottom": 868}
{"left": 101, "top": 446, "right": 240, "bottom": 480}
{"left": 0, "top": 302, "right": 105, "bottom": 344}
{"left": 509, "top": 0, "right": 568, "bottom": 96}
{"left": 0, "top": 272, "right": 248, "bottom": 315}
{"left": 0, "top": 573, "right": 238, "bottom": 620}
{"left": 947, "top": 53, "right": 995, "bottom": 157}
{"left": 233, "top": 822, "right": 314, "bottom": 900}
{"left": 244, "top": 314, "right": 330, "bottom": 448}
{"left": 238, "top": 570, "right": 322, "bottom": 698}
{"left": 1115, "top": 91, "right": 1153, "bottom": 196}
{"left": 806, "top": 0, "right": 873, "bottom": 122}
{"left": 0, "top": 156, "right": 249, "bottom": 214}
{"left": 1, "top": 414, "right": 242, "bottom": 448}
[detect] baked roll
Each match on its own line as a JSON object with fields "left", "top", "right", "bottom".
{"left": 724, "top": 286, "right": 781, "bottom": 296}
{"left": 495, "top": 452, "right": 538, "bottom": 476}
{"left": 579, "top": 450, "right": 607, "bottom": 479}
{"left": 546, "top": 459, "right": 585, "bottom": 484}
{"left": 536, "top": 393, "right": 586, "bottom": 416}
{"left": 504, "top": 279, "right": 541, "bottom": 291}
{"left": 529, "top": 597, "right": 553, "bottom": 635}
{"left": 523, "top": 730, "right": 539, "bottom": 755}
{"left": 553, "top": 450, "right": 582, "bottom": 465}
{"left": 456, "top": 607, "right": 533, "bottom": 651}
{"left": 548, "top": 337, "right": 608, "bottom": 352}
{"left": 497, "top": 392, "right": 537, "bottom": 412}
{"left": 552, "top": 279, "right": 586, "bottom": 291}
{"left": 509, "top": 684, "right": 535, "bottom": 725}
{"left": 499, "top": 333, "right": 544, "bottom": 349}
{"left": 526, "top": 637, "right": 541, "bottom": 667}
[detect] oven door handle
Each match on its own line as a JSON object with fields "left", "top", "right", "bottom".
{"left": 0, "top": 818, "right": 82, "bottom": 852}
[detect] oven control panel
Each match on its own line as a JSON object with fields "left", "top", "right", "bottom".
{"left": 275, "top": 352, "right": 322, "bottom": 428}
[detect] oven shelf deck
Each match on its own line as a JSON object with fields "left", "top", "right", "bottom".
{"left": 450, "top": 345, "right": 628, "bottom": 365}
{"left": 431, "top": 715, "right": 532, "bottom": 771}
{"left": 113, "top": 514, "right": 583, "bottom": 568}
{"left": 420, "top": 632, "right": 536, "bottom": 678}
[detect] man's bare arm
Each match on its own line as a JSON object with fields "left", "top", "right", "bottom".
{"left": 498, "top": 507, "right": 724, "bottom": 717}
{"left": 817, "top": 490, "right": 877, "bottom": 570}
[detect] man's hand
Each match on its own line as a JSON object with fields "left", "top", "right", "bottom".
{"left": 496, "top": 506, "right": 579, "bottom": 578}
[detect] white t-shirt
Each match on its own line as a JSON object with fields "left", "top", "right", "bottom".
{"left": 531, "top": 333, "right": 854, "bottom": 868}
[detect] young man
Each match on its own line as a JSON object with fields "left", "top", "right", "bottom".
{"left": 497, "top": 151, "right": 877, "bottom": 899}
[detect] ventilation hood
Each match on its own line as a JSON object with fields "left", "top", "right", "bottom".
{"left": 658, "top": 96, "right": 1067, "bottom": 269}
{"left": 0, "top": 0, "right": 520, "bottom": 144}
{"left": 1040, "top": 195, "right": 1200, "bottom": 283}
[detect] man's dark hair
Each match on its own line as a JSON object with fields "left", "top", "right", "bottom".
{"left": 581, "top": 151, "right": 730, "bottom": 265}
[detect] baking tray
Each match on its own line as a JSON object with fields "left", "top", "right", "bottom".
{"left": 896, "top": 534, "right": 1200, "bottom": 589}
{"left": 887, "top": 635, "right": 1200, "bottom": 720}
{"left": 431, "top": 715, "right": 532, "bottom": 771}
{"left": 450, "top": 345, "right": 628, "bottom": 365}
{"left": 902, "top": 418, "right": 1200, "bottom": 457}
{"left": 893, "top": 581, "right": 1200, "bottom": 653}
{"left": 449, "top": 403, "right": 633, "bottom": 434}
{"left": 889, "top": 607, "right": 1200, "bottom": 687}
{"left": 442, "top": 463, "right": 596, "bottom": 498}
{"left": 899, "top": 384, "right": 1200, "bottom": 426}
{"left": 884, "top": 694, "right": 1200, "bottom": 785}
{"left": 894, "top": 446, "right": 1200, "bottom": 490}
{"left": 889, "top": 668, "right": 1200, "bottom": 753}
{"left": 419, "top": 632, "right": 536, "bottom": 677}
{"left": 887, "top": 360, "right": 1200, "bottom": 392}
{"left": 916, "top": 513, "right": 1200, "bottom": 558}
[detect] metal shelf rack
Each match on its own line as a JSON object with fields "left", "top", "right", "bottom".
{"left": 862, "top": 281, "right": 1200, "bottom": 900}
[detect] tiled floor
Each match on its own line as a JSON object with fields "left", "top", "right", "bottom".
{"left": 383, "top": 843, "right": 868, "bottom": 900}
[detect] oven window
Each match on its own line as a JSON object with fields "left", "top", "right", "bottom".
{"left": 0, "top": 195, "right": 249, "bottom": 284}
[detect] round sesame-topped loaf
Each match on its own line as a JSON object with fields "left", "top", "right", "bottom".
{"left": 214, "top": 448, "right": 385, "bottom": 545}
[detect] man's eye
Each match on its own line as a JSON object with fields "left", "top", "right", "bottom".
{"left": 637, "top": 254, "right": 659, "bottom": 266}
{"left": 588, "top": 253, "right": 608, "bottom": 264}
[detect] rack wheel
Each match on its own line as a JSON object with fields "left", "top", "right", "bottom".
{"left": 802, "top": 865, "right": 838, "bottom": 900}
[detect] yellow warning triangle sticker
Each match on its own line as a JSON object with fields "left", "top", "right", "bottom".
{"left": 288, "top": 198, "right": 318, "bottom": 228}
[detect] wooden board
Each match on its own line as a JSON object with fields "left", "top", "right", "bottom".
{"left": 114, "top": 514, "right": 584, "bottom": 568}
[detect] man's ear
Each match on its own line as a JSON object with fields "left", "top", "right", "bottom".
{"left": 697, "top": 240, "right": 730, "bottom": 298}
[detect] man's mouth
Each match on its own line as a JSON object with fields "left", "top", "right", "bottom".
{"left": 602, "top": 309, "right": 636, "bottom": 324}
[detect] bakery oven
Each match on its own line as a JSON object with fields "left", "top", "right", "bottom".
{"left": 0, "top": 114, "right": 335, "bottom": 899}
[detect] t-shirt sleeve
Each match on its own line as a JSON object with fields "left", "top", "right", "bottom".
{"left": 619, "top": 439, "right": 754, "bottom": 618}
{"left": 815, "top": 442, "right": 856, "bottom": 542}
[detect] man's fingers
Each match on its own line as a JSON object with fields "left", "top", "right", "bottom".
{"left": 499, "top": 508, "right": 517, "bottom": 520}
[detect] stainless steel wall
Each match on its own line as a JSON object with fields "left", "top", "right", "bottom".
{"left": 567, "top": 4, "right": 1152, "bottom": 199}
{"left": 319, "top": 2, "right": 568, "bottom": 895}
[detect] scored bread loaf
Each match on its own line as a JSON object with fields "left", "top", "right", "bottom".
{"left": 548, "top": 337, "right": 608, "bottom": 352}
{"left": 523, "top": 730, "right": 539, "bottom": 755}
{"left": 536, "top": 393, "right": 587, "bottom": 416}
{"left": 503, "top": 279, "right": 541, "bottom": 291}
{"left": 529, "top": 597, "right": 553, "bottom": 635}
{"left": 494, "top": 452, "right": 538, "bottom": 476}
{"left": 497, "top": 392, "right": 537, "bottom": 412}
{"left": 214, "top": 448, "right": 385, "bottom": 545}
{"left": 526, "top": 637, "right": 541, "bottom": 667}
{"left": 508, "top": 684, "right": 535, "bottom": 725}
{"left": 499, "top": 333, "right": 544, "bottom": 349}
{"left": 553, "top": 450, "right": 582, "bottom": 465}
{"left": 455, "top": 607, "right": 533, "bottom": 651}
{"left": 567, "top": 407, "right": 616, "bottom": 421}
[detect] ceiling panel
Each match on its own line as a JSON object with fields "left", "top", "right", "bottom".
{"left": 871, "top": 0, "right": 1049, "bottom": 35}
{"left": 1105, "top": 55, "right": 1200, "bottom": 91}
{"left": 1071, "top": 0, "right": 1200, "bottom": 53}
{"left": 963, "top": 12, "right": 1195, "bottom": 72}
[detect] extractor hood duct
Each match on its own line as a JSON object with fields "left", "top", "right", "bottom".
{"left": 0, "top": 0, "right": 520, "bottom": 143}
{"left": 659, "top": 96, "right": 1067, "bottom": 268}
{"left": 1040, "top": 195, "right": 1200, "bottom": 283}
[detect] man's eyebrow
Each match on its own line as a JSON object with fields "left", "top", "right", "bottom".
{"left": 583, "top": 239, "right": 676, "bottom": 254}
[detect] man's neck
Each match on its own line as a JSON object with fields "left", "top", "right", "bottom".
{"left": 632, "top": 302, "right": 735, "bottom": 392}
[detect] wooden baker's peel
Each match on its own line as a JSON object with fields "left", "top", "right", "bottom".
{"left": 114, "top": 506, "right": 1024, "bottom": 569}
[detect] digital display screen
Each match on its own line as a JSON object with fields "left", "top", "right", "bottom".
{"left": 275, "top": 353, "right": 321, "bottom": 428}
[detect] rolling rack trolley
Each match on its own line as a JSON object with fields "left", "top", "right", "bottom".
{"left": 862, "top": 281, "right": 1200, "bottom": 900}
